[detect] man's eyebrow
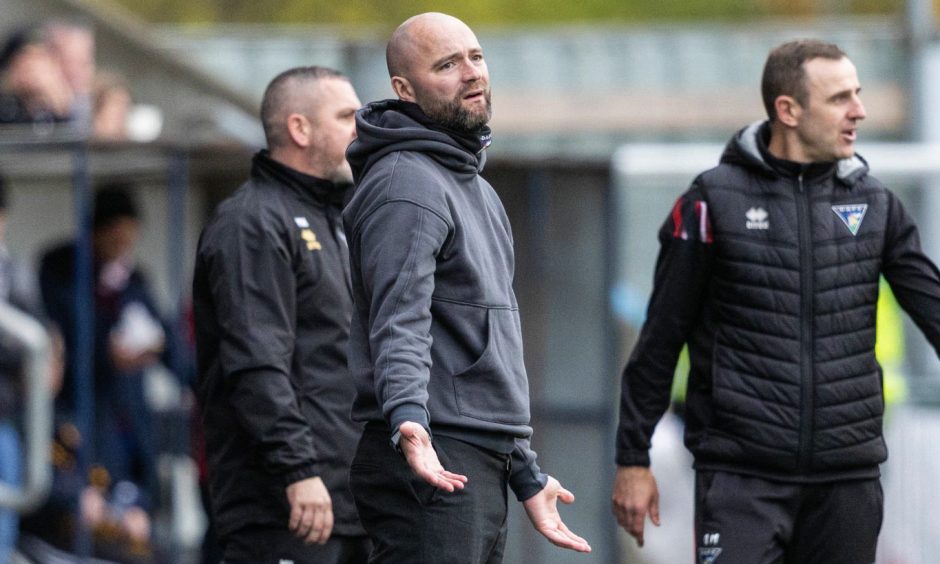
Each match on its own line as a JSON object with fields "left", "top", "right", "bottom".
{"left": 430, "top": 51, "right": 461, "bottom": 68}
{"left": 828, "top": 86, "right": 859, "bottom": 100}
{"left": 430, "top": 46, "right": 483, "bottom": 69}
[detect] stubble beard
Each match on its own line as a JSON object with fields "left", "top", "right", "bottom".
{"left": 419, "top": 86, "right": 492, "bottom": 134}
{"left": 332, "top": 161, "right": 354, "bottom": 185}
{"left": 308, "top": 140, "right": 354, "bottom": 185}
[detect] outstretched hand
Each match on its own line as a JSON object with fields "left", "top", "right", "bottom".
{"left": 398, "top": 421, "right": 468, "bottom": 492}
{"left": 611, "top": 465, "right": 660, "bottom": 547}
{"left": 523, "top": 476, "right": 592, "bottom": 553}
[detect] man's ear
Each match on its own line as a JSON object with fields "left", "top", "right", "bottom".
{"left": 774, "top": 95, "right": 802, "bottom": 128}
{"left": 391, "top": 76, "right": 416, "bottom": 102}
{"left": 286, "top": 113, "right": 311, "bottom": 148}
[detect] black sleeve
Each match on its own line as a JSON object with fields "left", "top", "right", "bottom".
{"left": 203, "top": 210, "right": 317, "bottom": 486}
{"left": 616, "top": 184, "right": 713, "bottom": 467}
{"left": 882, "top": 191, "right": 940, "bottom": 355}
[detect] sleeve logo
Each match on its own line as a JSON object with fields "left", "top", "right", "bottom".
{"left": 301, "top": 229, "right": 322, "bottom": 251}
{"left": 699, "top": 532, "right": 722, "bottom": 563}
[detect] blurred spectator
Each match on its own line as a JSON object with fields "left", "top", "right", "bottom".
{"left": 92, "top": 71, "right": 131, "bottom": 141}
{"left": 44, "top": 21, "right": 96, "bottom": 131}
{"left": 28, "top": 185, "right": 164, "bottom": 561}
{"left": 0, "top": 27, "right": 74, "bottom": 128}
{"left": 0, "top": 170, "right": 51, "bottom": 562}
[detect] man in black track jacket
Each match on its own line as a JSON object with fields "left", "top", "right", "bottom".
{"left": 343, "top": 12, "right": 590, "bottom": 563}
{"left": 613, "top": 40, "right": 940, "bottom": 563}
{"left": 193, "top": 67, "right": 369, "bottom": 564}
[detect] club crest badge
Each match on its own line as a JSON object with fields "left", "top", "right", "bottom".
{"left": 699, "top": 547, "right": 723, "bottom": 564}
{"left": 832, "top": 204, "right": 868, "bottom": 236}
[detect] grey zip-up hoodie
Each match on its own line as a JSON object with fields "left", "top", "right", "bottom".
{"left": 343, "top": 100, "right": 547, "bottom": 500}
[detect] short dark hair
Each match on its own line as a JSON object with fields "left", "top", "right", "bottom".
{"left": 761, "top": 39, "right": 847, "bottom": 122}
{"left": 93, "top": 184, "right": 139, "bottom": 230}
{"left": 260, "top": 66, "right": 347, "bottom": 150}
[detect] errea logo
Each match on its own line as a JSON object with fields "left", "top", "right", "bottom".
{"left": 745, "top": 207, "right": 769, "bottom": 230}
{"left": 699, "top": 532, "right": 722, "bottom": 563}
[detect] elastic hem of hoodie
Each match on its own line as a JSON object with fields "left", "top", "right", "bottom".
{"left": 389, "top": 404, "right": 431, "bottom": 438}
{"left": 431, "top": 426, "right": 546, "bottom": 501}
{"left": 433, "top": 425, "right": 517, "bottom": 454}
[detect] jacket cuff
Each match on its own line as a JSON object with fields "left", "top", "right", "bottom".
{"left": 615, "top": 450, "right": 651, "bottom": 467}
{"left": 389, "top": 404, "right": 431, "bottom": 440}
{"left": 510, "top": 467, "right": 549, "bottom": 502}
{"left": 281, "top": 462, "right": 319, "bottom": 488}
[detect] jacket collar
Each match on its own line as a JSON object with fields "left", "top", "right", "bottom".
{"left": 726, "top": 120, "right": 868, "bottom": 186}
{"left": 251, "top": 150, "right": 350, "bottom": 207}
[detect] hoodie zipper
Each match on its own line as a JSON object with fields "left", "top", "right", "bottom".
{"left": 795, "top": 172, "right": 814, "bottom": 473}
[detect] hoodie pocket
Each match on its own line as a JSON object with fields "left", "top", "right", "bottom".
{"left": 452, "top": 307, "right": 530, "bottom": 425}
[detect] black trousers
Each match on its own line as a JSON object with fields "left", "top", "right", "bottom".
{"left": 694, "top": 470, "right": 883, "bottom": 564}
{"left": 221, "top": 527, "right": 371, "bottom": 564}
{"left": 349, "top": 424, "right": 510, "bottom": 564}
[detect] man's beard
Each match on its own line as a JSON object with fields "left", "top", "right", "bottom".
{"left": 418, "top": 85, "right": 492, "bottom": 133}
{"left": 332, "top": 161, "right": 355, "bottom": 185}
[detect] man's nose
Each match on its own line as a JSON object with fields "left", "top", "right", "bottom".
{"left": 850, "top": 95, "right": 866, "bottom": 120}
{"left": 462, "top": 60, "right": 483, "bottom": 82}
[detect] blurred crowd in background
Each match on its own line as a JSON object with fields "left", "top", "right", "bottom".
{"left": 0, "top": 20, "right": 156, "bottom": 142}
{"left": 0, "top": 19, "right": 194, "bottom": 564}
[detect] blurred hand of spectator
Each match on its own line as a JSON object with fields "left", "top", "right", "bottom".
{"left": 109, "top": 337, "right": 160, "bottom": 374}
{"left": 80, "top": 486, "right": 108, "bottom": 526}
{"left": 45, "top": 22, "right": 94, "bottom": 97}
{"left": 0, "top": 32, "right": 73, "bottom": 120}
{"left": 92, "top": 72, "right": 131, "bottom": 141}
{"left": 10, "top": 45, "right": 72, "bottom": 115}
{"left": 120, "top": 505, "right": 150, "bottom": 543}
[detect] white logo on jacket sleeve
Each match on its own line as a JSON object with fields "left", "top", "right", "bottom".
{"left": 699, "top": 532, "right": 722, "bottom": 563}
{"left": 294, "top": 217, "right": 310, "bottom": 228}
{"left": 832, "top": 204, "right": 868, "bottom": 236}
{"left": 745, "top": 207, "right": 769, "bottom": 230}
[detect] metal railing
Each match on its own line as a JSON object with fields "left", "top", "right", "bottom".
{"left": 0, "top": 302, "right": 52, "bottom": 513}
{"left": 0, "top": 125, "right": 201, "bottom": 559}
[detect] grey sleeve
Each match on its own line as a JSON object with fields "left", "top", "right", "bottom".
{"left": 355, "top": 199, "right": 451, "bottom": 433}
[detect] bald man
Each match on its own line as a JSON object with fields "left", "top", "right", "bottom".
{"left": 343, "top": 13, "right": 591, "bottom": 563}
{"left": 194, "top": 66, "right": 369, "bottom": 564}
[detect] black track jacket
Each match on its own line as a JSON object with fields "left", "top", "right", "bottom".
{"left": 617, "top": 121, "right": 940, "bottom": 482}
{"left": 193, "top": 151, "right": 363, "bottom": 538}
